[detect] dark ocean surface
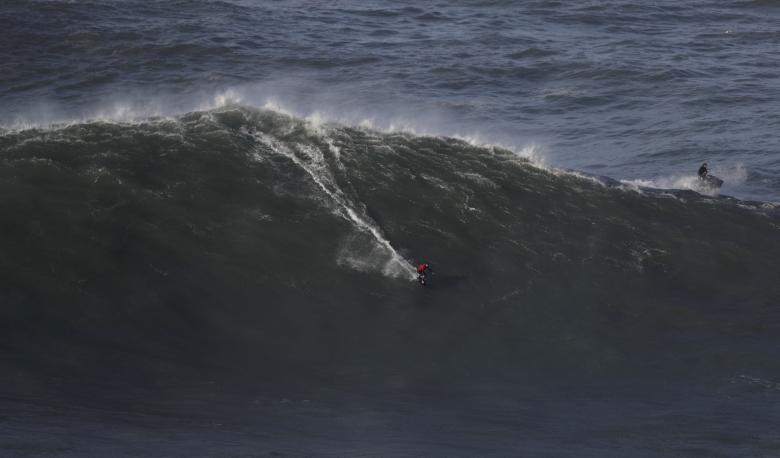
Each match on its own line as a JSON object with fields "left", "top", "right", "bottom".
{"left": 2, "top": 1, "right": 780, "bottom": 457}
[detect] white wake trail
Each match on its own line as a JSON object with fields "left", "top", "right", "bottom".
{"left": 252, "top": 132, "right": 416, "bottom": 280}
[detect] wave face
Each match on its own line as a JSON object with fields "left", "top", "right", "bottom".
{"left": 3, "top": 107, "right": 780, "bottom": 457}
{"left": 1, "top": 106, "right": 779, "bottom": 384}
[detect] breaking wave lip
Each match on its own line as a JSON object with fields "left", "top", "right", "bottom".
{"left": 3, "top": 97, "right": 777, "bottom": 215}
{"left": 3, "top": 85, "right": 553, "bottom": 162}
{"left": 2, "top": 89, "right": 608, "bottom": 193}
{"left": 12, "top": 86, "right": 769, "bottom": 206}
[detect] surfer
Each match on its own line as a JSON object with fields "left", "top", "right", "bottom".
{"left": 417, "top": 263, "right": 433, "bottom": 286}
{"left": 698, "top": 162, "right": 709, "bottom": 179}
{"left": 696, "top": 162, "right": 724, "bottom": 189}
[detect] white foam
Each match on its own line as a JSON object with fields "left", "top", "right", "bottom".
{"left": 620, "top": 164, "right": 748, "bottom": 197}
{"left": 719, "top": 163, "right": 748, "bottom": 185}
{"left": 3, "top": 82, "right": 551, "bottom": 168}
{"left": 621, "top": 175, "right": 717, "bottom": 196}
{"left": 209, "top": 89, "right": 244, "bottom": 109}
{"left": 513, "top": 143, "right": 548, "bottom": 166}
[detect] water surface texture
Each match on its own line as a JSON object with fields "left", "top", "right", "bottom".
{"left": 1, "top": 1, "right": 780, "bottom": 457}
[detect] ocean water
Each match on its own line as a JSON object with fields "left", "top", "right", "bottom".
{"left": 2, "top": 1, "right": 780, "bottom": 457}
{"left": 4, "top": 0, "right": 780, "bottom": 201}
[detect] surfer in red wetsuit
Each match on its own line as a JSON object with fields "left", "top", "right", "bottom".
{"left": 417, "top": 263, "right": 433, "bottom": 285}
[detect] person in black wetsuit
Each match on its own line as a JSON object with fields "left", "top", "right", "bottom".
{"left": 698, "top": 162, "right": 709, "bottom": 179}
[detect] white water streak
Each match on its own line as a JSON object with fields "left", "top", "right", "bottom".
{"left": 252, "top": 132, "right": 415, "bottom": 280}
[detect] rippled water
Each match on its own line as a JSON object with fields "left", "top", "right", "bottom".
{"left": 3, "top": 0, "right": 779, "bottom": 200}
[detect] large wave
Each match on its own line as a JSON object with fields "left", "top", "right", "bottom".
{"left": 1, "top": 105, "right": 778, "bottom": 382}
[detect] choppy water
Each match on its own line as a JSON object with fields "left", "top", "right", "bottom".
{"left": 3, "top": 0, "right": 780, "bottom": 200}
{"left": 2, "top": 1, "right": 780, "bottom": 457}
